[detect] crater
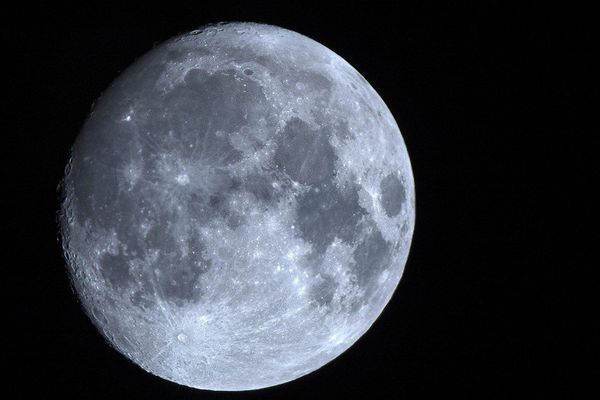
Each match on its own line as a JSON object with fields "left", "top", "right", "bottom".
{"left": 177, "top": 332, "right": 188, "bottom": 343}
{"left": 175, "top": 173, "right": 190, "bottom": 185}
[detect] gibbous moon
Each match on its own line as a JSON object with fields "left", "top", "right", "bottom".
{"left": 60, "top": 22, "right": 415, "bottom": 391}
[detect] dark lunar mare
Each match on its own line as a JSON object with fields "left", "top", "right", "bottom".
{"left": 271, "top": 118, "right": 397, "bottom": 308}
{"left": 68, "top": 63, "right": 281, "bottom": 304}
{"left": 380, "top": 173, "right": 406, "bottom": 217}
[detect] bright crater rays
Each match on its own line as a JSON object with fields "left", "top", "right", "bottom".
{"left": 60, "top": 22, "right": 415, "bottom": 391}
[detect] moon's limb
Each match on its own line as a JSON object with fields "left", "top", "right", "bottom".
{"left": 60, "top": 22, "right": 415, "bottom": 391}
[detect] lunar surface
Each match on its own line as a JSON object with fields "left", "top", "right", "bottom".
{"left": 60, "top": 22, "right": 415, "bottom": 391}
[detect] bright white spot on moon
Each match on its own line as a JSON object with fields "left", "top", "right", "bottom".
{"left": 175, "top": 173, "right": 189, "bottom": 185}
{"left": 59, "top": 22, "right": 415, "bottom": 391}
{"left": 177, "top": 333, "right": 188, "bottom": 343}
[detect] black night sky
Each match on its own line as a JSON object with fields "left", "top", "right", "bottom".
{"left": 9, "top": 2, "right": 591, "bottom": 398}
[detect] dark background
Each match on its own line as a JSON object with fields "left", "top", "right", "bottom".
{"left": 9, "top": 1, "right": 591, "bottom": 398}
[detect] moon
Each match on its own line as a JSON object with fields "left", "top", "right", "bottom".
{"left": 60, "top": 22, "right": 415, "bottom": 391}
